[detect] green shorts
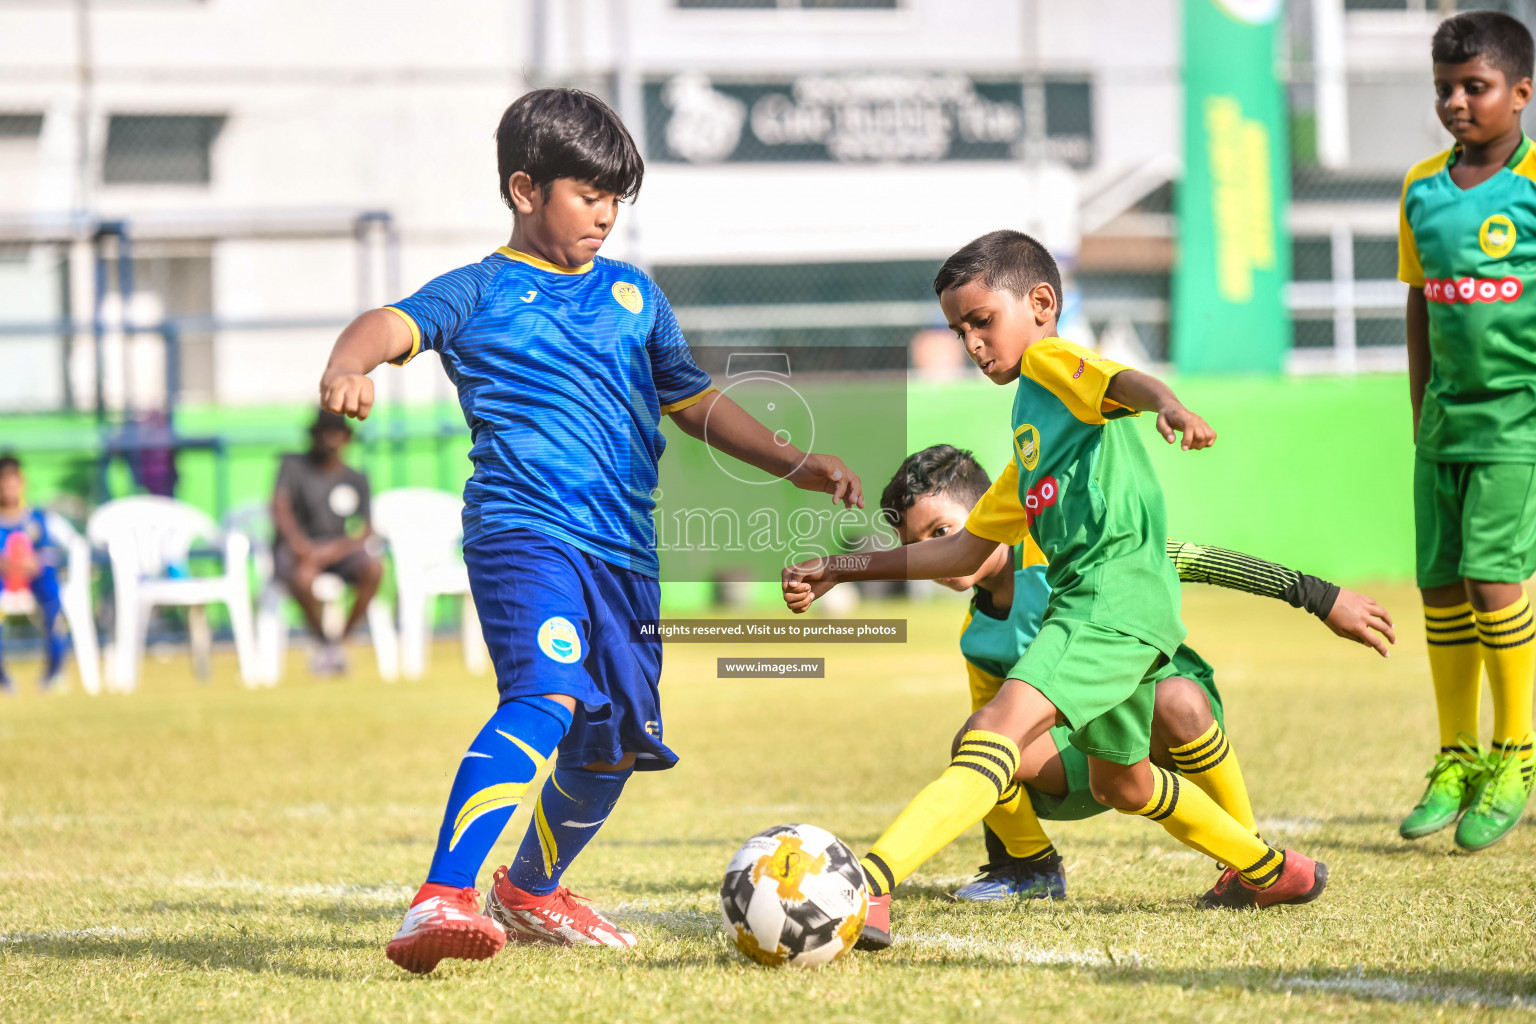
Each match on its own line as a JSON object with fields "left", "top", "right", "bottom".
{"left": 1027, "top": 645, "right": 1222, "bottom": 821}
{"left": 1414, "top": 456, "right": 1536, "bottom": 588}
{"left": 1009, "top": 618, "right": 1167, "bottom": 766}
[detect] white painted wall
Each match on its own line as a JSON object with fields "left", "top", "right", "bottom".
{"left": 0, "top": 0, "right": 1186, "bottom": 408}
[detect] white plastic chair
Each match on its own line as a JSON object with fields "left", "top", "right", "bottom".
{"left": 226, "top": 504, "right": 398, "bottom": 685}
{"left": 87, "top": 496, "right": 258, "bottom": 692}
{"left": 371, "top": 488, "right": 488, "bottom": 681}
{"left": 0, "top": 512, "right": 102, "bottom": 695}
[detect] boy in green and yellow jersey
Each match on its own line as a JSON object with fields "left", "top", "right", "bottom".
{"left": 1399, "top": 10, "right": 1536, "bottom": 850}
{"left": 876, "top": 445, "right": 1396, "bottom": 904}
{"left": 785, "top": 230, "right": 1331, "bottom": 949}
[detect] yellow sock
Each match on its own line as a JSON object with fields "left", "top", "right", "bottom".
{"left": 1425, "top": 602, "right": 1482, "bottom": 749}
{"left": 983, "top": 781, "right": 1055, "bottom": 860}
{"left": 861, "top": 730, "right": 1019, "bottom": 896}
{"left": 1119, "top": 764, "right": 1280, "bottom": 888}
{"left": 1476, "top": 593, "right": 1536, "bottom": 752}
{"left": 1167, "top": 722, "right": 1257, "bottom": 833}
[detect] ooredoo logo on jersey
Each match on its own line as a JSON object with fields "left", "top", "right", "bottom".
{"left": 1424, "top": 276, "right": 1523, "bottom": 305}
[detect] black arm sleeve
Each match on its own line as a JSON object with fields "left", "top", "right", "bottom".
{"left": 1166, "top": 538, "right": 1340, "bottom": 620}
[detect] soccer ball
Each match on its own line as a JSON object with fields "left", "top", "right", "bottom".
{"left": 719, "top": 823, "right": 868, "bottom": 967}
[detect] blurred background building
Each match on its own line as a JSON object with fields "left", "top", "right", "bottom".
{"left": 5, "top": 0, "right": 1528, "bottom": 418}
{"left": 0, "top": 0, "right": 1526, "bottom": 584}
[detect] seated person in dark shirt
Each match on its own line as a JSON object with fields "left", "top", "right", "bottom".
{"left": 272, "top": 410, "right": 383, "bottom": 675}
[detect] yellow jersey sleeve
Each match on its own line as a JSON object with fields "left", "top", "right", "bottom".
{"left": 382, "top": 305, "right": 424, "bottom": 365}
{"left": 965, "top": 458, "right": 1031, "bottom": 545}
{"left": 1398, "top": 149, "right": 1451, "bottom": 288}
{"left": 965, "top": 656, "right": 1006, "bottom": 714}
{"left": 1018, "top": 338, "right": 1136, "bottom": 425}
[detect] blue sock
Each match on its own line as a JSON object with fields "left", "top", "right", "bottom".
{"left": 424, "top": 696, "right": 572, "bottom": 889}
{"left": 33, "top": 570, "right": 65, "bottom": 681}
{"left": 505, "top": 765, "right": 632, "bottom": 895}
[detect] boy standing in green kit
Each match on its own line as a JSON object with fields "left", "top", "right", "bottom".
{"left": 1400, "top": 11, "right": 1536, "bottom": 850}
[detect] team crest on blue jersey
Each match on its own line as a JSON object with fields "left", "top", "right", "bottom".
{"left": 612, "top": 282, "right": 644, "bottom": 315}
{"left": 1481, "top": 214, "right": 1517, "bottom": 259}
{"left": 537, "top": 616, "right": 582, "bottom": 664}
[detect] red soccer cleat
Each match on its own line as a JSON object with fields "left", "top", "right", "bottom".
{"left": 854, "top": 892, "right": 892, "bottom": 951}
{"left": 1200, "top": 850, "right": 1328, "bottom": 910}
{"left": 385, "top": 883, "right": 507, "bottom": 974}
{"left": 487, "top": 867, "right": 638, "bottom": 948}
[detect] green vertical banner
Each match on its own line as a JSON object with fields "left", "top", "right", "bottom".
{"left": 1174, "top": 0, "right": 1292, "bottom": 373}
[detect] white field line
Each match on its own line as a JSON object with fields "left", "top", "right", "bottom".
{"left": 167, "top": 876, "right": 413, "bottom": 902}
{"left": 1277, "top": 971, "right": 1534, "bottom": 1011}
{"left": 897, "top": 937, "right": 1532, "bottom": 1010}
{"left": 609, "top": 909, "right": 719, "bottom": 932}
{"left": 900, "top": 932, "right": 1147, "bottom": 967}
{"left": 0, "top": 926, "right": 143, "bottom": 944}
{"left": 1255, "top": 817, "right": 1324, "bottom": 836}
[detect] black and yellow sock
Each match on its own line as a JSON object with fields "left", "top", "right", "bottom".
{"left": 1477, "top": 593, "right": 1536, "bottom": 753}
{"left": 1425, "top": 602, "right": 1483, "bottom": 748}
{"left": 1492, "top": 737, "right": 1535, "bottom": 794}
{"left": 1119, "top": 764, "right": 1279, "bottom": 888}
{"left": 1167, "top": 722, "right": 1257, "bottom": 834}
{"left": 860, "top": 730, "right": 1019, "bottom": 896}
{"left": 982, "top": 781, "right": 1056, "bottom": 861}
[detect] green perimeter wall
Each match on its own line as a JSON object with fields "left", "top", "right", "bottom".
{"left": 0, "top": 373, "right": 1414, "bottom": 615}
{"left": 906, "top": 374, "right": 1413, "bottom": 586}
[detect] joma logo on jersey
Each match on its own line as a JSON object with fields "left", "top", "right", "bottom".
{"left": 1424, "top": 276, "right": 1523, "bottom": 305}
{"left": 1013, "top": 423, "right": 1041, "bottom": 472}
{"left": 1480, "top": 214, "right": 1517, "bottom": 259}
{"left": 1024, "top": 475, "right": 1059, "bottom": 527}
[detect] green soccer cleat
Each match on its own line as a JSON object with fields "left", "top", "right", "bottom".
{"left": 1454, "top": 743, "right": 1535, "bottom": 852}
{"left": 1399, "top": 746, "right": 1481, "bottom": 840}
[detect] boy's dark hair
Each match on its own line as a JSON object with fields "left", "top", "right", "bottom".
{"left": 879, "top": 445, "right": 992, "bottom": 527}
{"left": 933, "top": 229, "right": 1063, "bottom": 315}
{"left": 1432, "top": 10, "right": 1535, "bottom": 84}
{"left": 0, "top": 454, "right": 18, "bottom": 475}
{"left": 496, "top": 88, "right": 645, "bottom": 209}
{"left": 310, "top": 409, "right": 353, "bottom": 438}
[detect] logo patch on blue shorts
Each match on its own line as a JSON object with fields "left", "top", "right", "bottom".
{"left": 537, "top": 616, "right": 582, "bottom": 664}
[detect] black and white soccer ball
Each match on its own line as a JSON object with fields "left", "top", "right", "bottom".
{"left": 720, "top": 823, "right": 868, "bottom": 967}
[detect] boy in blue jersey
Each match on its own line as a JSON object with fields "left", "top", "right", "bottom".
{"left": 0, "top": 455, "right": 68, "bottom": 692}
{"left": 880, "top": 445, "right": 1393, "bottom": 906}
{"left": 319, "top": 89, "right": 863, "bottom": 974}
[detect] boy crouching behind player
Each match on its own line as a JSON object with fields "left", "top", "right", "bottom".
{"left": 879, "top": 444, "right": 1394, "bottom": 908}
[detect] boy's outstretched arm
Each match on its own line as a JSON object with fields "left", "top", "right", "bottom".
{"left": 669, "top": 390, "right": 863, "bottom": 508}
{"left": 1105, "top": 370, "right": 1216, "bottom": 450}
{"left": 319, "top": 309, "right": 415, "bottom": 421}
{"left": 781, "top": 527, "right": 995, "bottom": 613}
{"left": 1167, "top": 538, "right": 1396, "bottom": 657}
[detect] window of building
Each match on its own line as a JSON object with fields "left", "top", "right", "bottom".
{"left": 677, "top": 0, "right": 898, "bottom": 9}
{"left": 103, "top": 114, "right": 225, "bottom": 185}
{"left": 1344, "top": 0, "right": 1525, "bottom": 11}
{"left": 0, "top": 114, "right": 43, "bottom": 138}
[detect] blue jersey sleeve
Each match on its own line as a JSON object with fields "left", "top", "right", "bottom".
{"left": 647, "top": 282, "right": 714, "bottom": 413}
{"left": 384, "top": 261, "right": 499, "bottom": 365}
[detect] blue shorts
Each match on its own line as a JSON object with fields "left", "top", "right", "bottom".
{"left": 464, "top": 528, "right": 674, "bottom": 772}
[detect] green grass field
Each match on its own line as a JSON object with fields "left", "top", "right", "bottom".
{"left": 2, "top": 583, "right": 1534, "bottom": 1022}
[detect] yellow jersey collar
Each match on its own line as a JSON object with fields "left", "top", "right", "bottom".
{"left": 495, "top": 246, "right": 593, "bottom": 275}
